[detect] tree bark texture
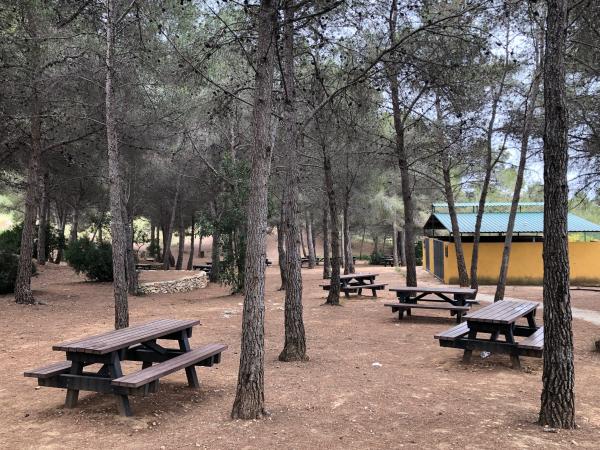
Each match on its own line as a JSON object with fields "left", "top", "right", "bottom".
{"left": 163, "top": 176, "right": 181, "bottom": 270}
{"left": 15, "top": 10, "right": 42, "bottom": 305}
{"left": 231, "top": 0, "right": 277, "bottom": 420}
{"left": 176, "top": 210, "right": 185, "bottom": 270}
{"left": 324, "top": 155, "right": 341, "bottom": 305}
{"left": 322, "top": 205, "right": 331, "bottom": 279}
{"left": 278, "top": 1, "right": 307, "bottom": 362}
{"left": 306, "top": 212, "right": 316, "bottom": 268}
{"left": 538, "top": 0, "right": 575, "bottom": 429}
{"left": 387, "top": 0, "right": 416, "bottom": 287}
{"left": 343, "top": 199, "right": 354, "bottom": 273}
{"left": 105, "top": 0, "right": 129, "bottom": 329}
{"left": 277, "top": 197, "right": 287, "bottom": 291}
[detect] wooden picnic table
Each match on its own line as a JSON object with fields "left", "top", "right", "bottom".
{"left": 385, "top": 285, "right": 477, "bottom": 323}
{"left": 321, "top": 272, "right": 387, "bottom": 297}
{"left": 435, "top": 300, "right": 543, "bottom": 368}
{"left": 300, "top": 256, "right": 324, "bottom": 267}
{"left": 24, "top": 319, "right": 227, "bottom": 416}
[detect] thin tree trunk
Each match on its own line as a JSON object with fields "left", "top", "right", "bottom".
{"left": 300, "top": 224, "right": 307, "bottom": 257}
{"left": 37, "top": 171, "right": 49, "bottom": 265}
{"left": 124, "top": 211, "right": 138, "bottom": 295}
{"left": 149, "top": 222, "right": 155, "bottom": 258}
{"left": 436, "top": 97, "right": 469, "bottom": 287}
{"left": 187, "top": 213, "right": 195, "bottom": 270}
{"left": 470, "top": 24, "right": 511, "bottom": 291}
{"left": 15, "top": 10, "right": 42, "bottom": 305}
{"left": 54, "top": 203, "right": 67, "bottom": 264}
{"left": 277, "top": 197, "right": 287, "bottom": 291}
{"left": 197, "top": 225, "right": 203, "bottom": 257}
{"left": 340, "top": 218, "right": 345, "bottom": 270}
{"left": 324, "top": 155, "right": 341, "bottom": 305}
{"left": 210, "top": 230, "right": 221, "bottom": 282}
{"left": 176, "top": 210, "right": 185, "bottom": 270}
{"left": 392, "top": 221, "right": 399, "bottom": 267}
{"left": 306, "top": 212, "right": 316, "bottom": 268}
{"left": 387, "top": 0, "right": 416, "bottom": 287}
{"left": 163, "top": 177, "right": 181, "bottom": 270}
{"left": 343, "top": 199, "right": 354, "bottom": 273}
{"left": 399, "top": 229, "right": 406, "bottom": 266}
{"left": 359, "top": 226, "right": 365, "bottom": 258}
{"left": 495, "top": 68, "right": 542, "bottom": 301}
{"left": 106, "top": 0, "right": 128, "bottom": 329}
{"left": 70, "top": 202, "right": 79, "bottom": 244}
{"left": 279, "top": 1, "right": 307, "bottom": 362}
{"left": 231, "top": 0, "right": 277, "bottom": 420}
{"left": 538, "top": 0, "right": 575, "bottom": 428}
{"left": 322, "top": 205, "right": 331, "bottom": 279}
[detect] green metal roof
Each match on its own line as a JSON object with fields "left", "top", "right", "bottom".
{"left": 425, "top": 212, "right": 600, "bottom": 234}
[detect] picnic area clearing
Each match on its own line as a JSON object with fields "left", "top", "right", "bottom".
{"left": 2, "top": 262, "right": 600, "bottom": 449}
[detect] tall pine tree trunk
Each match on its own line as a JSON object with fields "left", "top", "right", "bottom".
{"left": 306, "top": 212, "right": 316, "bottom": 268}
{"left": 105, "top": 0, "right": 128, "bottom": 329}
{"left": 231, "top": 0, "right": 277, "bottom": 420}
{"left": 163, "top": 177, "right": 181, "bottom": 270}
{"left": 322, "top": 205, "right": 331, "bottom": 279}
{"left": 387, "top": 0, "right": 416, "bottom": 287}
{"left": 210, "top": 230, "right": 221, "bottom": 282}
{"left": 176, "top": 210, "right": 185, "bottom": 270}
{"left": 324, "top": 155, "right": 341, "bottom": 305}
{"left": 37, "top": 171, "right": 49, "bottom": 265}
{"left": 279, "top": 1, "right": 307, "bottom": 362}
{"left": 495, "top": 68, "right": 542, "bottom": 301}
{"left": 342, "top": 198, "right": 354, "bottom": 273}
{"left": 277, "top": 197, "right": 287, "bottom": 291}
{"left": 538, "top": 0, "right": 575, "bottom": 428}
{"left": 187, "top": 213, "right": 195, "bottom": 270}
{"left": 15, "top": 9, "right": 42, "bottom": 305}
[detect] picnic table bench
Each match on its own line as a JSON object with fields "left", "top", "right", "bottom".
{"left": 385, "top": 286, "right": 477, "bottom": 323}
{"left": 192, "top": 264, "right": 212, "bottom": 274}
{"left": 321, "top": 272, "right": 387, "bottom": 297}
{"left": 435, "top": 300, "right": 543, "bottom": 368}
{"left": 300, "top": 256, "right": 324, "bottom": 267}
{"left": 382, "top": 257, "right": 394, "bottom": 267}
{"left": 24, "top": 319, "right": 227, "bottom": 416}
{"left": 135, "top": 263, "right": 162, "bottom": 270}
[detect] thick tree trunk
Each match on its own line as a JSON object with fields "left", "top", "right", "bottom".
{"left": 105, "top": 0, "right": 128, "bottom": 329}
{"left": 163, "top": 177, "right": 181, "bottom": 270}
{"left": 277, "top": 197, "right": 287, "bottom": 291}
{"left": 197, "top": 226, "right": 203, "bottom": 257}
{"left": 399, "top": 230, "right": 406, "bottom": 266}
{"left": 538, "top": 0, "right": 575, "bottom": 429}
{"left": 322, "top": 205, "right": 331, "bottom": 279}
{"left": 187, "top": 213, "right": 195, "bottom": 270}
{"left": 387, "top": 0, "right": 417, "bottom": 287}
{"left": 306, "top": 212, "right": 316, "bottom": 268}
{"left": 37, "top": 171, "right": 49, "bottom": 265}
{"left": 324, "top": 155, "right": 341, "bottom": 305}
{"left": 176, "top": 210, "right": 185, "bottom": 270}
{"left": 495, "top": 70, "right": 541, "bottom": 301}
{"left": 231, "top": 0, "right": 277, "bottom": 420}
{"left": 278, "top": 1, "right": 307, "bottom": 362}
{"left": 15, "top": 11, "right": 42, "bottom": 305}
{"left": 343, "top": 199, "right": 354, "bottom": 273}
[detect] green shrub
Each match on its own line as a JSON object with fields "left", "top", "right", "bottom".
{"left": 0, "top": 224, "right": 23, "bottom": 254}
{"left": 369, "top": 252, "right": 386, "bottom": 265}
{"left": 65, "top": 238, "right": 113, "bottom": 282}
{"left": 0, "top": 251, "right": 36, "bottom": 294}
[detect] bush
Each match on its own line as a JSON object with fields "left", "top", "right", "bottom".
{"left": 0, "top": 224, "right": 23, "bottom": 254}
{"left": 368, "top": 252, "right": 387, "bottom": 265}
{"left": 0, "top": 251, "right": 36, "bottom": 294}
{"left": 65, "top": 238, "right": 113, "bottom": 282}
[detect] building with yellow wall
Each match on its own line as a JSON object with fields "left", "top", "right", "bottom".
{"left": 422, "top": 203, "right": 600, "bottom": 285}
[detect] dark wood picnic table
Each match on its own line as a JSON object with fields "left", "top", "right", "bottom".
{"left": 321, "top": 272, "right": 387, "bottom": 297}
{"left": 25, "top": 319, "right": 227, "bottom": 416}
{"left": 435, "top": 300, "right": 543, "bottom": 368}
{"left": 386, "top": 286, "right": 477, "bottom": 323}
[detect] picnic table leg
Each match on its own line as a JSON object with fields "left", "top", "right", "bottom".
{"left": 65, "top": 360, "right": 83, "bottom": 408}
{"left": 108, "top": 353, "right": 132, "bottom": 416}
{"left": 463, "top": 328, "right": 477, "bottom": 363}
{"left": 178, "top": 331, "right": 200, "bottom": 388}
{"left": 503, "top": 327, "right": 521, "bottom": 369}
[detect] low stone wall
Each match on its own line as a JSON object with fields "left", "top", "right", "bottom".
{"left": 138, "top": 271, "right": 208, "bottom": 294}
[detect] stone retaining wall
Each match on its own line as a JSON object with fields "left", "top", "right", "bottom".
{"left": 138, "top": 271, "right": 208, "bottom": 294}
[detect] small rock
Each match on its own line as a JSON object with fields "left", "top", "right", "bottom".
{"left": 372, "top": 362, "right": 382, "bottom": 368}
{"left": 34, "top": 386, "right": 41, "bottom": 390}
{"left": 542, "top": 426, "right": 558, "bottom": 433}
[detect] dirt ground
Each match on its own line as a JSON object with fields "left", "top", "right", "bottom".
{"left": 1, "top": 243, "right": 600, "bottom": 449}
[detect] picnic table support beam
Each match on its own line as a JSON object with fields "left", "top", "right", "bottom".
{"left": 65, "top": 361, "right": 83, "bottom": 408}
{"left": 107, "top": 353, "right": 132, "bottom": 417}
{"left": 178, "top": 331, "right": 200, "bottom": 388}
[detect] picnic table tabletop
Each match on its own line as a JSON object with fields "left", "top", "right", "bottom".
{"left": 53, "top": 318, "right": 200, "bottom": 355}
{"left": 339, "top": 272, "right": 379, "bottom": 280}
{"left": 389, "top": 286, "right": 476, "bottom": 295}
{"left": 464, "top": 300, "right": 538, "bottom": 325}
